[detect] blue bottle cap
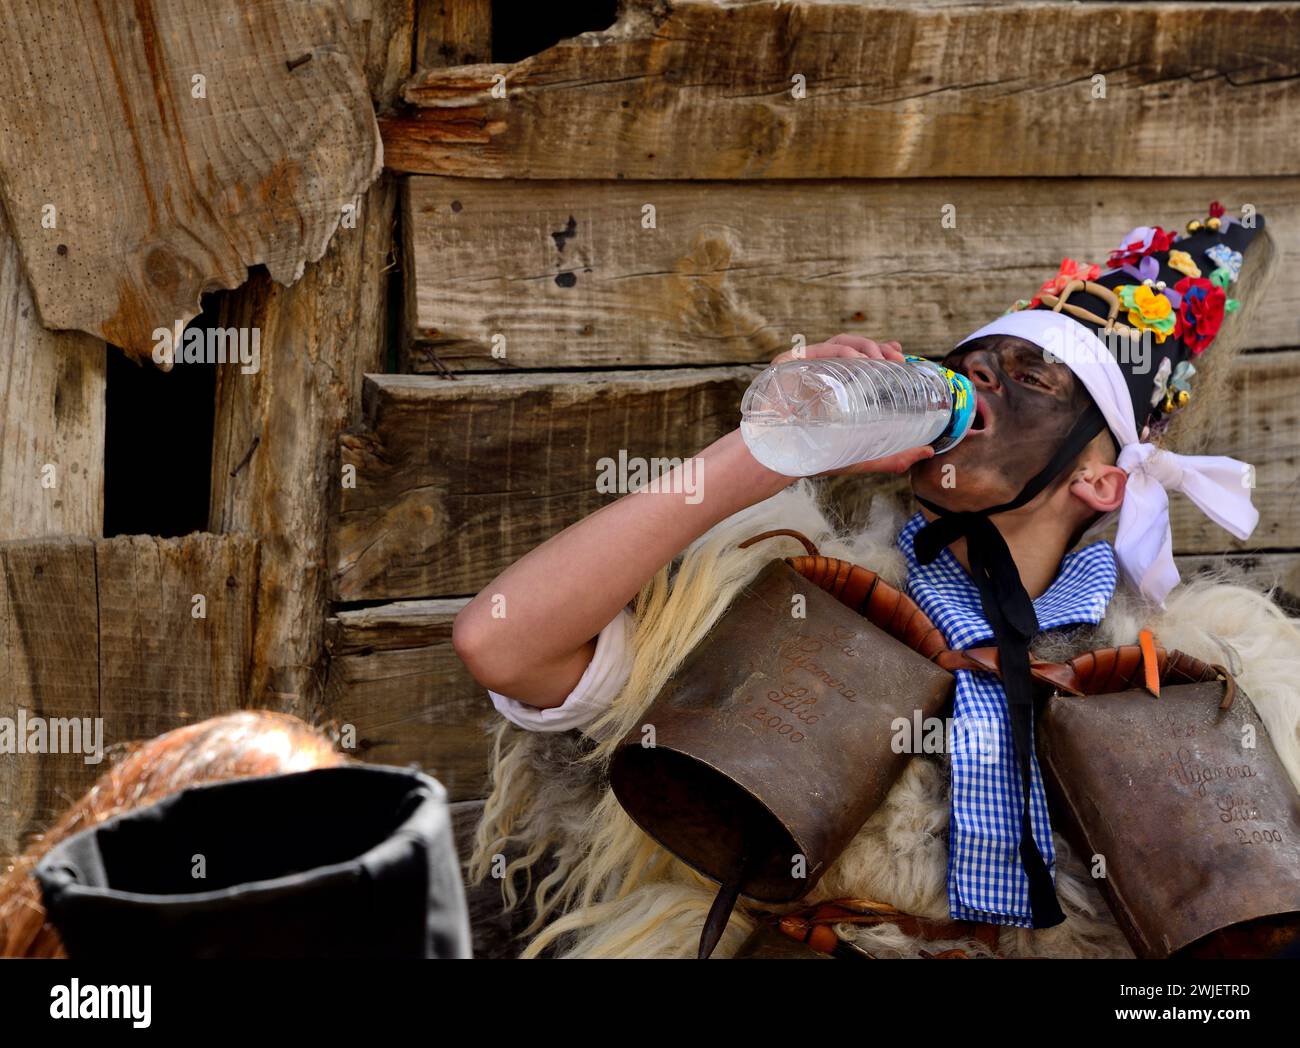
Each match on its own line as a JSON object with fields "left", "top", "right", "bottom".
{"left": 905, "top": 356, "right": 975, "bottom": 454}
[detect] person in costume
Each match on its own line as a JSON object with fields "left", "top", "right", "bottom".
{"left": 454, "top": 203, "right": 1299, "bottom": 958}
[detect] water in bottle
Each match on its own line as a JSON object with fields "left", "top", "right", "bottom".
{"left": 740, "top": 355, "right": 976, "bottom": 477}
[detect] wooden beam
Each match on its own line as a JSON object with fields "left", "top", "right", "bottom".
{"left": 332, "top": 367, "right": 751, "bottom": 600}
{"left": 323, "top": 597, "right": 491, "bottom": 801}
{"left": 208, "top": 175, "right": 398, "bottom": 712}
{"left": 0, "top": 538, "right": 97, "bottom": 865}
{"left": 1164, "top": 351, "right": 1300, "bottom": 557}
{"left": 0, "top": 217, "right": 105, "bottom": 539}
{"left": 415, "top": 0, "right": 492, "bottom": 72}
{"left": 331, "top": 352, "right": 1300, "bottom": 603}
{"left": 0, "top": 0, "right": 381, "bottom": 358}
{"left": 95, "top": 534, "right": 258, "bottom": 741}
{"left": 0, "top": 533, "right": 257, "bottom": 863}
{"left": 207, "top": 1, "right": 414, "bottom": 714}
{"left": 382, "top": 0, "right": 1300, "bottom": 179}
{"left": 401, "top": 177, "right": 1300, "bottom": 371}
{"left": 349, "top": 0, "right": 418, "bottom": 110}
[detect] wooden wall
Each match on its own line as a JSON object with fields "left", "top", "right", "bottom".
{"left": 0, "top": 535, "right": 257, "bottom": 860}
{"left": 0, "top": 0, "right": 415, "bottom": 866}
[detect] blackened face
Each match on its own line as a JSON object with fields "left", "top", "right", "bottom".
{"left": 910, "top": 335, "right": 1094, "bottom": 509}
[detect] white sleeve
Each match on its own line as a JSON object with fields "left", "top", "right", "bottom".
{"left": 487, "top": 608, "right": 636, "bottom": 733}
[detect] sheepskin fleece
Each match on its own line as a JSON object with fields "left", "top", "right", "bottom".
{"left": 469, "top": 482, "right": 1300, "bottom": 959}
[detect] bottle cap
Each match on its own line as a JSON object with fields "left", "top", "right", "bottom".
{"left": 906, "top": 356, "right": 975, "bottom": 453}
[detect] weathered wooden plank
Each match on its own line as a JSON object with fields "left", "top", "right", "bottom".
{"left": 347, "top": 0, "right": 417, "bottom": 109}
{"left": 0, "top": 0, "right": 381, "bottom": 358}
{"left": 0, "top": 217, "right": 105, "bottom": 539}
{"left": 0, "top": 538, "right": 99, "bottom": 865}
{"left": 208, "top": 175, "right": 398, "bottom": 712}
{"left": 332, "top": 352, "right": 1300, "bottom": 602}
{"left": 415, "top": 0, "right": 491, "bottom": 72}
{"left": 402, "top": 177, "right": 1300, "bottom": 371}
{"left": 322, "top": 597, "right": 492, "bottom": 800}
{"left": 382, "top": 0, "right": 1300, "bottom": 179}
{"left": 332, "top": 367, "right": 750, "bottom": 600}
{"left": 1164, "top": 351, "right": 1300, "bottom": 557}
{"left": 96, "top": 534, "right": 258, "bottom": 743}
{"left": 205, "top": 1, "right": 411, "bottom": 715}
{"left": 0, "top": 533, "right": 257, "bottom": 864}
{"left": 328, "top": 597, "right": 468, "bottom": 654}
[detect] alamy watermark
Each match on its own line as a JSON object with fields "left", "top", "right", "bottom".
{"left": 595, "top": 450, "right": 704, "bottom": 504}
{"left": 892, "top": 710, "right": 1001, "bottom": 764}
{"left": 1038, "top": 323, "right": 1154, "bottom": 376}
{"left": 50, "top": 980, "right": 150, "bottom": 1027}
{"left": 0, "top": 708, "right": 104, "bottom": 765}
{"left": 152, "top": 319, "right": 260, "bottom": 373}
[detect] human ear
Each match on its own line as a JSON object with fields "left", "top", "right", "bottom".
{"left": 1069, "top": 462, "right": 1127, "bottom": 514}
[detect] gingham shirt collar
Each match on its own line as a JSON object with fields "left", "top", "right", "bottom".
{"left": 897, "top": 512, "right": 1117, "bottom": 647}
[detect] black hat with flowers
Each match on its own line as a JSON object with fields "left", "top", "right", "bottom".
{"left": 1007, "top": 202, "right": 1266, "bottom": 439}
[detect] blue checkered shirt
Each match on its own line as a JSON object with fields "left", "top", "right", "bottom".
{"left": 896, "top": 512, "right": 1118, "bottom": 927}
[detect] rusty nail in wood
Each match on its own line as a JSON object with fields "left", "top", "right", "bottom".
{"left": 230, "top": 435, "right": 261, "bottom": 477}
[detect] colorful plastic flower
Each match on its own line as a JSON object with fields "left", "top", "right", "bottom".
{"left": 1026, "top": 257, "right": 1102, "bottom": 308}
{"left": 1174, "top": 276, "right": 1238, "bottom": 354}
{"left": 1108, "top": 226, "right": 1175, "bottom": 269}
{"left": 1116, "top": 283, "right": 1178, "bottom": 343}
{"left": 1205, "top": 243, "right": 1242, "bottom": 282}
{"left": 1167, "top": 250, "right": 1201, "bottom": 279}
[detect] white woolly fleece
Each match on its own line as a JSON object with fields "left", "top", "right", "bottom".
{"left": 476, "top": 482, "right": 1300, "bottom": 959}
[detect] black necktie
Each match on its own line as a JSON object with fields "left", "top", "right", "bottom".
{"left": 913, "top": 402, "right": 1107, "bottom": 928}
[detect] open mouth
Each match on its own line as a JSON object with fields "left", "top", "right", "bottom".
{"left": 970, "top": 395, "right": 992, "bottom": 435}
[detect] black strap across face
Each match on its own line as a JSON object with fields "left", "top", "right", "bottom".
{"left": 913, "top": 401, "right": 1108, "bottom": 928}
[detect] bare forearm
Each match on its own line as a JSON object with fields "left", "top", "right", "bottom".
{"left": 452, "top": 428, "right": 792, "bottom": 704}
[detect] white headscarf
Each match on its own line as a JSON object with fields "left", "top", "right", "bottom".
{"left": 956, "top": 310, "right": 1258, "bottom": 607}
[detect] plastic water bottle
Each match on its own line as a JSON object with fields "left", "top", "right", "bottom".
{"left": 740, "top": 355, "right": 976, "bottom": 477}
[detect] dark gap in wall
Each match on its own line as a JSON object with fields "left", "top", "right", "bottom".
{"left": 491, "top": 0, "right": 620, "bottom": 63}
{"left": 103, "top": 307, "right": 219, "bottom": 538}
{"left": 332, "top": 595, "right": 475, "bottom": 613}
{"left": 386, "top": 178, "right": 404, "bottom": 373}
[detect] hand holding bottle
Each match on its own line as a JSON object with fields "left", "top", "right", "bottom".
{"left": 744, "top": 335, "right": 968, "bottom": 478}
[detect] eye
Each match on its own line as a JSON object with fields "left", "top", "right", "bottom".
{"left": 1015, "top": 370, "right": 1049, "bottom": 389}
